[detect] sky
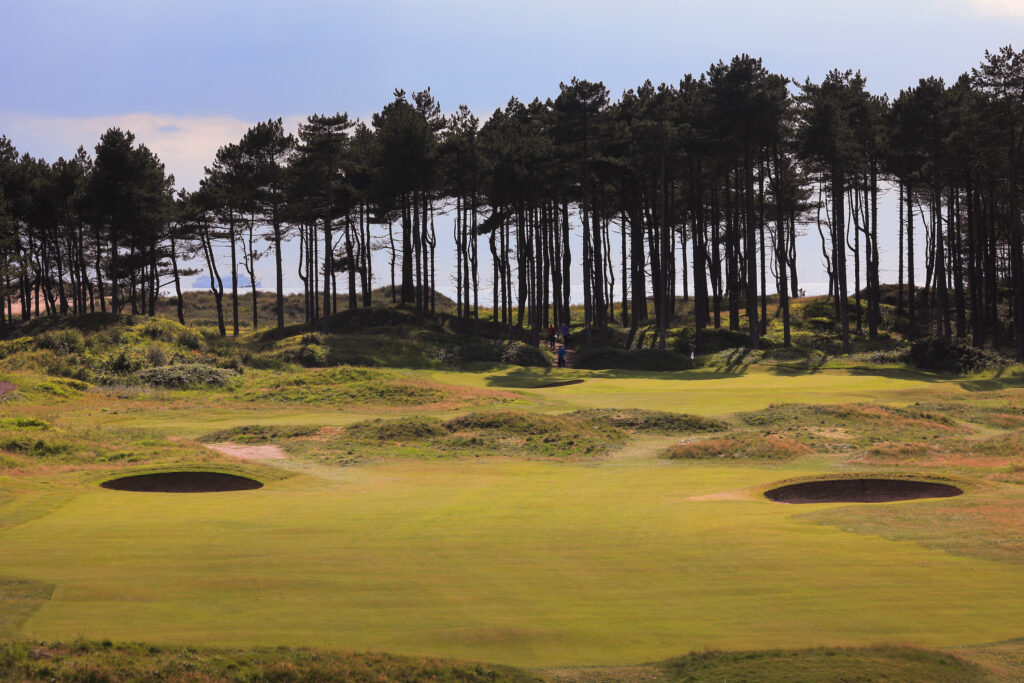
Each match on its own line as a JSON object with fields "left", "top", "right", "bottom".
{"left": 2, "top": 0, "right": 1023, "bottom": 299}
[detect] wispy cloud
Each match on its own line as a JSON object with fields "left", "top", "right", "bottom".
{"left": 968, "top": 0, "right": 1024, "bottom": 17}
{"left": 0, "top": 112, "right": 258, "bottom": 190}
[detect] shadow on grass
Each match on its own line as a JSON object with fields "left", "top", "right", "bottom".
{"left": 482, "top": 361, "right": 987, "bottom": 388}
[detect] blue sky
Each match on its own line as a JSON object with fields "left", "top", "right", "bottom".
{"left": 2, "top": 0, "right": 1023, "bottom": 297}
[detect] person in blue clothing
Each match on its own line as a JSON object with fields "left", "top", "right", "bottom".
{"left": 556, "top": 344, "right": 567, "bottom": 367}
{"left": 560, "top": 322, "right": 570, "bottom": 347}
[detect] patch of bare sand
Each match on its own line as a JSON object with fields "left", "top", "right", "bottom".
{"left": 205, "top": 442, "right": 286, "bottom": 461}
{"left": 689, "top": 489, "right": 754, "bottom": 501}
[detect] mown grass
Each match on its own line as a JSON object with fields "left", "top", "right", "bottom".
{"left": 8, "top": 322, "right": 1024, "bottom": 673}
{"left": 8, "top": 459, "right": 1024, "bottom": 667}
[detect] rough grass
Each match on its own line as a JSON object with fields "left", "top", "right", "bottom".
{"left": 566, "top": 409, "right": 729, "bottom": 434}
{"left": 0, "top": 640, "right": 537, "bottom": 682}
{"left": 662, "top": 433, "right": 813, "bottom": 461}
{"left": 239, "top": 366, "right": 515, "bottom": 408}
{"left": 738, "top": 402, "right": 965, "bottom": 452}
{"left": 804, "top": 486, "right": 1024, "bottom": 566}
{"left": 656, "top": 645, "right": 990, "bottom": 682}
{"left": 277, "top": 410, "right": 628, "bottom": 464}
{"left": 202, "top": 424, "right": 321, "bottom": 444}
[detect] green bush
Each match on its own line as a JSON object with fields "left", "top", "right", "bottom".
{"left": 0, "top": 417, "right": 51, "bottom": 430}
{"left": 800, "top": 298, "right": 835, "bottom": 320}
{"left": 451, "top": 340, "right": 548, "bottom": 367}
{"left": 301, "top": 332, "right": 325, "bottom": 346}
{"left": 135, "top": 363, "right": 237, "bottom": 388}
{"left": 177, "top": 327, "right": 205, "bottom": 351}
{"left": 0, "top": 337, "right": 33, "bottom": 359}
{"left": 138, "top": 317, "right": 186, "bottom": 342}
{"left": 574, "top": 348, "right": 693, "bottom": 371}
{"left": 100, "top": 345, "right": 150, "bottom": 375}
{"left": 908, "top": 337, "right": 1006, "bottom": 375}
{"left": 36, "top": 329, "right": 85, "bottom": 355}
{"left": 0, "top": 436, "right": 69, "bottom": 457}
{"left": 296, "top": 344, "right": 330, "bottom": 367}
{"left": 683, "top": 327, "right": 767, "bottom": 354}
{"left": 806, "top": 316, "right": 834, "bottom": 332}
{"left": 35, "top": 378, "right": 90, "bottom": 398}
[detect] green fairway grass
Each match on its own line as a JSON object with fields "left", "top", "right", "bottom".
{"left": 2, "top": 458, "right": 1024, "bottom": 667}
{"left": 5, "top": 359, "right": 1024, "bottom": 676}
{"left": 430, "top": 364, "right": 1014, "bottom": 416}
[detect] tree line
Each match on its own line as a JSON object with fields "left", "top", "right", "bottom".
{"left": 2, "top": 46, "right": 1024, "bottom": 357}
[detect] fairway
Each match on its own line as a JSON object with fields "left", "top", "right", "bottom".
{"left": 5, "top": 359, "right": 1024, "bottom": 675}
{"left": 430, "top": 364, "right": 987, "bottom": 415}
{"left": 2, "top": 439, "right": 1024, "bottom": 667}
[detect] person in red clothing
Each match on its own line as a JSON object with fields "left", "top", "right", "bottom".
{"left": 547, "top": 324, "right": 557, "bottom": 350}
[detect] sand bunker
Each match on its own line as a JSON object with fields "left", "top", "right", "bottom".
{"left": 534, "top": 379, "right": 584, "bottom": 389}
{"left": 764, "top": 478, "right": 962, "bottom": 504}
{"left": 100, "top": 471, "right": 263, "bottom": 493}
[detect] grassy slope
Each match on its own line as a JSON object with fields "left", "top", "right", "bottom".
{"left": 5, "top": 458, "right": 1024, "bottom": 667}
{"left": 6, "top": 315, "right": 1024, "bottom": 676}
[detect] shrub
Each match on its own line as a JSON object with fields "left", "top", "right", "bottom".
{"left": 0, "top": 436, "right": 69, "bottom": 457}
{"left": 35, "top": 378, "right": 90, "bottom": 398}
{"left": 137, "top": 317, "right": 185, "bottom": 342}
{"left": 0, "top": 337, "right": 33, "bottom": 359}
{"left": 0, "top": 417, "right": 51, "bottom": 430}
{"left": 295, "top": 344, "right": 330, "bottom": 367}
{"left": 301, "top": 332, "right": 325, "bottom": 346}
{"left": 135, "top": 363, "right": 237, "bottom": 388}
{"left": 681, "top": 327, "right": 768, "bottom": 354}
{"left": 36, "top": 329, "right": 85, "bottom": 355}
{"left": 806, "top": 316, "right": 834, "bottom": 333}
{"left": 100, "top": 345, "right": 150, "bottom": 375}
{"left": 451, "top": 340, "right": 548, "bottom": 367}
{"left": 177, "top": 327, "right": 205, "bottom": 351}
{"left": 499, "top": 341, "right": 548, "bottom": 367}
{"left": 145, "top": 344, "right": 170, "bottom": 366}
{"left": 908, "top": 336, "right": 1005, "bottom": 374}
{"left": 574, "top": 348, "right": 693, "bottom": 371}
{"left": 800, "top": 298, "right": 835, "bottom": 321}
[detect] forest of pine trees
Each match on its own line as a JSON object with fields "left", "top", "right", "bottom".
{"left": 2, "top": 47, "right": 1024, "bottom": 357}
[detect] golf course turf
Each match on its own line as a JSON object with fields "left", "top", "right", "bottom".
{"left": 6, "top": 351, "right": 1024, "bottom": 678}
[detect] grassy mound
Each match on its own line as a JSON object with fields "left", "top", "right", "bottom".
{"left": 0, "top": 640, "right": 535, "bottom": 682}
{"left": 239, "top": 366, "right": 511, "bottom": 408}
{"left": 656, "top": 645, "right": 988, "bottom": 682}
{"left": 662, "top": 433, "right": 812, "bottom": 461}
{"left": 568, "top": 408, "right": 728, "bottom": 434}
{"left": 739, "top": 403, "right": 964, "bottom": 451}
{"left": 203, "top": 425, "right": 321, "bottom": 444}
{"left": 271, "top": 410, "right": 628, "bottom": 464}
